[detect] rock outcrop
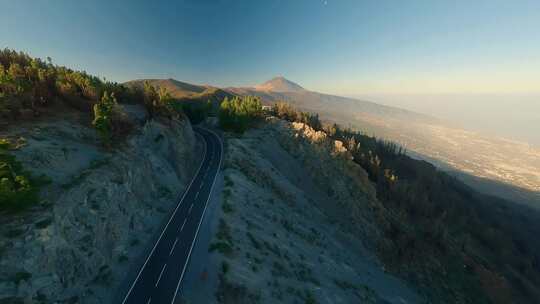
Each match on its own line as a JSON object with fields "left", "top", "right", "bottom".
{"left": 0, "top": 107, "right": 201, "bottom": 303}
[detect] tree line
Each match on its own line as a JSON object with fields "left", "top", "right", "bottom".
{"left": 0, "top": 49, "right": 189, "bottom": 119}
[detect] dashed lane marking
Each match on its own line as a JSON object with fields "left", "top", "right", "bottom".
{"left": 169, "top": 238, "right": 178, "bottom": 256}
{"left": 180, "top": 218, "right": 187, "bottom": 232}
{"left": 155, "top": 264, "right": 167, "bottom": 287}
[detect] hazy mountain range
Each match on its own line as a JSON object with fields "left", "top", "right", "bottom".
{"left": 227, "top": 77, "right": 439, "bottom": 124}
{"left": 126, "top": 76, "right": 540, "bottom": 207}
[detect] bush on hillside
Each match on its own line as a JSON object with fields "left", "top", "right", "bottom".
{"left": 92, "top": 91, "right": 117, "bottom": 145}
{"left": 219, "top": 96, "right": 262, "bottom": 133}
{"left": 272, "top": 102, "right": 322, "bottom": 131}
{"left": 0, "top": 139, "right": 45, "bottom": 211}
{"left": 179, "top": 100, "right": 213, "bottom": 124}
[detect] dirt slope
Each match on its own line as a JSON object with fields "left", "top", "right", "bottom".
{"left": 183, "top": 118, "right": 422, "bottom": 304}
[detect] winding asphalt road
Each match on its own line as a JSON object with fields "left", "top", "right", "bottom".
{"left": 121, "top": 126, "right": 222, "bottom": 304}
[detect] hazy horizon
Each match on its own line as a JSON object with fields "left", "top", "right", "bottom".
{"left": 2, "top": 0, "right": 539, "bottom": 146}
{"left": 2, "top": 0, "right": 540, "bottom": 94}
{"left": 352, "top": 93, "right": 540, "bottom": 147}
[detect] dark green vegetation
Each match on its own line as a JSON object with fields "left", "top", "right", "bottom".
{"left": 218, "top": 96, "right": 263, "bottom": 133}
{"left": 209, "top": 219, "right": 234, "bottom": 255}
{"left": 0, "top": 139, "right": 48, "bottom": 211}
{"left": 178, "top": 100, "right": 213, "bottom": 124}
{"left": 0, "top": 49, "right": 190, "bottom": 139}
{"left": 92, "top": 92, "right": 117, "bottom": 145}
{"left": 1, "top": 49, "right": 139, "bottom": 118}
{"left": 272, "top": 102, "right": 540, "bottom": 304}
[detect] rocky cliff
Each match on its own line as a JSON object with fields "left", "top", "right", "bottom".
{"left": 0, "top": 106, "right": 201, "bottom": 303}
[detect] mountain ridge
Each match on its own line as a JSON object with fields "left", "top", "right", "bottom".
{"left": 226, "top": 76, "right": 439, "bottom": 124}
{"left": 125, "top": 76, "right": 441, "bottom": 125}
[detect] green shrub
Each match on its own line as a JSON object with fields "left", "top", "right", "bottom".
{"left": 12, "top": 271, "right": 31, "bottom": 285}
{"left": 222, "top": 200, "right": 234, "bottom": 213}
{"left": 92, "top": 91, "right": 117, "bottom": 145}
{"left": 222, "top": 261, "right": 230, "bottom": 274}
{"left": 218, "top": 96, "right": 262, "bottom": 133}
{"left": 209, "top": 241, "right": 233, "bottom": 254}
{"left": 179, "top": 100, "right": 212, "bottom": 124}
{"left": 0, "top": 141, "right": 45, "bottom": 211}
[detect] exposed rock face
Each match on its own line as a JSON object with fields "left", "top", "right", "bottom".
{"left": 0, "top": 108, "right": 201, "bottom": 303}
{"left": 280, "top": 119, "right": 380, "bottom": 216}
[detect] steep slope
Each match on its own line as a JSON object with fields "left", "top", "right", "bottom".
{"left": 181, "top": 116, "right": 540, "bottom": 304}
{"left": 227, "top": 78, "right": 540, "bottom": 207}
{"left": 182, "top": 118, "right": 421, "bottom": 304}
{"left": 0, "top": 106, "right": 202, "bottom": 303}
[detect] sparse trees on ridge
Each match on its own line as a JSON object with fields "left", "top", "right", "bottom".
{"left": 272, "top": 102, "right": 323, "bottom": 131}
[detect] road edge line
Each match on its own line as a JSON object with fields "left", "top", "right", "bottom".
{"left": 170, "top": 127, "right": 223, "bottom": 304}
{"left": 121, "top": 128, "right": 207, "bottom": 304}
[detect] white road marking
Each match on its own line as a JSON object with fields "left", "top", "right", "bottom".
{"left": 195, "top": 190, "right": 200, "bottom": 199}
{"left": 155, "top": 264, "right": 167, "bottom": 287}
{"left": 199, "top": 182, "right": 204, "bottom": 190}
{"left": 146, "top": 298, "right": 151, "bottom": 304}
{"left": 180, "top": 218, "right": 187, "bottom": 232}
{"left": 169, "top": 238, "right": 178, "bottom": 256}
{"left": 121, "top": 132, "right": 208, "bottom": 304}
{"left": 171, "top": 127, "right": 223, "bottom": 304}
{"left": 188, "top": 203, "right": 194, "bottom": 214}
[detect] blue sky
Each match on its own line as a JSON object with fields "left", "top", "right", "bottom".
{"left": 1, "top": 0, "right": 539, "bottom": 95}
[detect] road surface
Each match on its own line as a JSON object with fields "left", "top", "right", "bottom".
{"left": 121, "top": 127, "right": 222, "bottom": 304}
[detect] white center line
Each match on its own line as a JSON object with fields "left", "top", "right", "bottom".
{"left": 180, "top": 218, "right": 187, "bottom": 232}
{"left": 188, "top": 203, "right": 194, "bottom": 214}
{"left": 155, "top": 264, "right": 167, "bottom": 287}
{"left": 199, "top": 183, "right": 204, "bottom": 190}
{"left": 169, "top": 238, "right": 179, "bottom": 256}
{"left": 195, "top": 190, "right": 200, "bottom": 199}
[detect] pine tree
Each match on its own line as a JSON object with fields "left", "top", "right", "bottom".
{"left": 93, "top": 91, "right": 117, "bottom": 145}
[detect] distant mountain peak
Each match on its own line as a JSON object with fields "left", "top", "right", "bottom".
{"left": 254, "top": 76, "right": 305, "bottom": 92}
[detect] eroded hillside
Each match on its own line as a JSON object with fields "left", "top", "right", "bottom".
{"left": 0, "top": 106, "right": 201, "bottom": 303}
{"left": 184, "top": 118, "right": 422, "bottom": 304}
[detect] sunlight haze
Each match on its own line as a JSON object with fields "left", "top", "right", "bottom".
{"left": 1, "top": 0, "right": 539, "bottom": 95}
